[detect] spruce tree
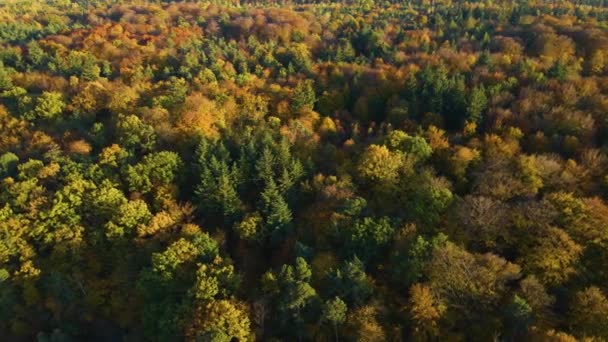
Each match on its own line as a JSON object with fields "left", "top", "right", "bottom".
{"left": 260, "top": 179, "right": 292, "bottom": 242}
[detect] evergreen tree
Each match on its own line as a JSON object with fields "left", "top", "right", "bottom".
{"left": 196, "top": 148, "right": 242, "bottom": 224}
{"left": 260, "top": 179, "right": 292, "bottom": 242}
{"left": 323, "top": 297, "right": 347, "bottom": 342}
{"left": 466, "top": 85, "right": 487, "bottom": 124}
{"left": 291, "top": 80, "right": 316, "bottom": 112}
{"left": 327, "top": 257, "right": 373, "bottom": 307}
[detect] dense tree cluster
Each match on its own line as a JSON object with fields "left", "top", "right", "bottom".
{"left": 1, "top": 0, "right": 608, "bottom": 340}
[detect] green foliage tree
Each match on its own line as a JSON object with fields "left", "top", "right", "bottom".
{"left": 505, "top": 295, "right": 533, "bottom": 337}
{"left": 138, "top": 233, "right": 226, "bottom": 340}
{"left": 195, "top": 140, "right": 243, "bottom": 224}
{"left": 391, "top": 233, "right": 448, "bottom": 287}
{"left": 260, "top": 179, "right": 292, "bottom": 243}
{"left": 291, "top": 80, "right": 316, "bottom": 113}
{"left": 466, "top": 85, "right": 488, "bottom": 124}
{"left": 0, "top": 152, "right": 18, "bottom": 177}
{"left": 262, "top": 257, "right": 318, "bottom": 339}
{"left": 186, "top": 300, "right": 252, "bottom": 342}
{"left": 105, "top": 199, "right": 152, "bottom": 239}
{"left": 0, "top": 62, "right": 13, "bottom": 90}
{"left": 115, "top": 114, "right": 157, "bottom": 153}
{"left": 153, "top": 77, "right": 188, "bottom": 109}
{"left": 327, "top": 257, "right": 373, "bottom": 307}
{"left": 30, "top": 91, "right": 65, "bottom": 121}
{"left": 126, "top": 151, "right": 183, "bottom": 194}
{"left": 323, "top": 296, "right": 347, "bottom": 342}
{"left": 341, "top": 216, "right": 394, "bottom": 262}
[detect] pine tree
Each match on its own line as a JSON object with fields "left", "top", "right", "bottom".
{"left": 260, "top": 179, "right": 292, "bottom": 242}
{"left": 323, "top": 297, "right": 347, "bottom": 342}
{"left": 255, "top": 147, "right": 275, "bottom": 185}
{"left": 466, "top": 85, "right": 487, "bottom": 124}
{"left": 214, "top": 172, "right": 242, "bottom": 222}
{"left": 195, "top": 139, "right": 242, "bottom": 224}
{"left": 291, "top": 80, "right": 316, "bottom": 112}
{"left": 196, "top": 158, "right": 242, "bottom": 224}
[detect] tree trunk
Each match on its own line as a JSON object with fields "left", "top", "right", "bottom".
{"left": 334, "top": 322, "right": 339, "bottom": 342}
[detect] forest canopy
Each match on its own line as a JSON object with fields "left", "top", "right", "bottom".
{"left": 1, "top": 0, "right": 608, "bottom": 340}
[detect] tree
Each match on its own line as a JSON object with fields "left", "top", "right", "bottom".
{"left": 260, "top": 179, "right": 292, "bottom": 243}
{"left": 521, "top": 226, "right": 582, "bottom": 286}
{"left": 323, "top": 297, "right": 347, "bottom": 342}
{"left": 138, "top": 233, "right": 223, "bottom": 340}
{"left": 357, "top": 144, "right": 404, "bottom": 186}
{"left": 105, "top": 199, "right": 152, "bottom": 239}
{"left": 341, "top": 217, "right": 394, "bottom": 262}
{"left": 291, "top": 80, "right": 316, "bottom": 113}
{"left": 178, "top": 93, "right": 225, "bottom": 139}
{"left": 283, "top": 281, "right": 317, "bottom": 314}
{"left": 336, "top": 39, "right": 356, "bottom": 62}
{"left": 126, "top": 151, "right": 183, "bottom": 194}
{"left": 546, "top": 192, "right": 608, "bottom": 247}
{"left": 4, "top": 2, "right": 608, "bottom": 340}
{"left": 327, "top": 257, "right": 373, "bottom": 307}
{"left": 345, "top": 305, "right": 385, "bottom": 342}
{"left": 587, "top": 50, "right": 606, "bottom": 75}
{"left": 426, "top": 242, "right": 521, "bottom": 337}
{"left": 286, "top": 43, "right": 312, "bottom": 72}
{"left": 504, "top": 295, "right": 533, "bottom": 338}
{"left": 548, "top": 60, "right": 569, "bottom": 80}
{"left": 195, "top": 141, "right": 242, "bottom": 224}
{"left": 466, "top": 85, "right": 487, "bottom": 124}
{"left": 255, "top": 147, "right": 276, "bottom": 185}
{"left": 570, "top": 287, "right": 608, "bottom": 339}
{"left": 404, "top": 171, "right": 454, "bottom": 226}
{"left": 384, "top": 130, "right": 432, "bottom": 161}
{"left": 457, "top": 196, "right": 508, "bottom": 250}
{"left": 153, "top": 77, "right": 188, "bottom": 110}
{"left": 0, "top": 152, "right": 18, "bottom": 177}
{"left": 391, "top": 234, "right": 448, "bottom": 287}
{"left": 26, "top": 41, "right": 45, "bottom": 69}
{"left": 0, "top": 62, "right": 13, "bottom": 90}
{"left": 59, "top": 50, "right": 100, "bottom": 80}
{"left": 115, "top": 114, "right": 157, "bottom": 153}
{"left": 262, "top": 257, "right": 318, "bottom": 339}
{"left": 186, "top": 300, "right": 252, "bottom": 342}
{"left": 234, "top": 212, "right": 262, "bottom": 242}
{"left": 30, "top": 91, "right": 65, "bottom": 121}
{"left": 88, "top": 180, "right": 128, "bottom": 222}
{"left": 189, "top": 256, "right": 239, "bottom": 302}
{"left": 409, "top": 283, "right": 445, "bottom": 341}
